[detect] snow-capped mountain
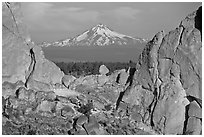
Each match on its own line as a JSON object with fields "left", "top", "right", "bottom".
{"left": 41, "top": 24, "right": 147, "bottom": 47}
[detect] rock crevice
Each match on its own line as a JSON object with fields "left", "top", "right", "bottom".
{"left": 131, "top": 6, "right": 202, "bottom": 135}
{"left": 25, "top": 48, "right": 36, "bottom": 88}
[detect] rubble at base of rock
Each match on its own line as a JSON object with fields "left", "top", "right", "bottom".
{"left": 2, "top": 2, "right": 202, "bottom": 135}
{"left": 2, "top": 66, "right": 159, "bottom": 135}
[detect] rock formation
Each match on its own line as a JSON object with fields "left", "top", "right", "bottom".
{"left": 2, "top": 2, "right": 202, "bottom": 135}
{"left": 129, "top": 6, "right": 202, "bottom": 135}
{"left": 2, "top": 2, "right": 32, "bottom": 83}
{"left": 2, "top": 2, "right": 64, "bottom": 90}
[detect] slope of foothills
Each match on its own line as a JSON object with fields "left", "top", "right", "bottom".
{"left": 2, "top": 2, "right": 202, "bottom": 135}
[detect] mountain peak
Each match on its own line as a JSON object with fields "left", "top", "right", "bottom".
{"left": 92, "top": 23, "right": 110, "bottom": 33}
{"left": 41, "top": 24, "right": 147, "bottom": 47}
{"left": 91, "top": 24, "right": 133, "bottom": 40}
{"left": 96, "top": 23, "right": 107, "bottom": 28}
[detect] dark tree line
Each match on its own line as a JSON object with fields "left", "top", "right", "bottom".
{"left": 54, "top": 60, "right": 136, "bottom": 77}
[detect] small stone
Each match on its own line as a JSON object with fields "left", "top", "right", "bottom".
{"left": 99, "top": 65, "right": 109, "bottom": 75}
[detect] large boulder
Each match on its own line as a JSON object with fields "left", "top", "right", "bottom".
{"left": 131, "top": 6, "right": 202, "bottom": 135}
{"left": 30, "top": 46, "right": 64, "bottom": 86}
{"left": 2, "top": 2, "right": 64, "bottom": 90}
{"left": 99, "top": 65, "right": 109, "bottom": 75}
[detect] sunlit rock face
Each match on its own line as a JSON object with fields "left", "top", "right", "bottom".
{"left": 131, "top": 6, "right": 202, "bottom": 135}
{"left": 2, "top": 2, "right": 64, "bottom": 90}
{"left": 2, "top": 3, "right": 32, "bottom": 83}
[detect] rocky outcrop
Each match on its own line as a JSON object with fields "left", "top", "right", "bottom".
{"left": 2, "top": 3, "right": 32, "bottom": 83}
{"left": 2, "top": 2, "right": 201, "bottom": 135}
{"left": 130, "top": 6, "right": 202, "bottom": 135}
{"left": 30, "top": 46, "right": 64, "bottom": 87}
{"left": 2, "top": 2, "right": 64, "bottom": 90}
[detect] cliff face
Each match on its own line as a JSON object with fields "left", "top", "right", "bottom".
{"left": 2, "top": 2, "right": 31, "bottom": 83}
{"left": 2, "top": 2, "right": 64, "bottom": 90}
{"left": 130, "top": 6, "right": 202, "bottom": 134}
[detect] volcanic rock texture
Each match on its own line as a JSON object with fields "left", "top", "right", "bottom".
{"left": 2, "top": 2, "right": 202, "bottom": 135}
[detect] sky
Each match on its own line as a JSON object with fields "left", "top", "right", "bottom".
{"left": 21, "top": 2, "right": 201, "bottom": 44}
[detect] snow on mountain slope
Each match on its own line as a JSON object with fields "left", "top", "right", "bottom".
{"left": 91, "top": 24, "right": 134, "bottom": 39}
{"left": 41, "top": 24, "right": 147, "bottom": 47}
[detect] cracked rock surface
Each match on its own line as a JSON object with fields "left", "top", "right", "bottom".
{"left": 2, "top": 2, "right": 202, "bottom": 135}
{"left": 132, "top": 6, "right": 202, "bottom": 135}
{"left": 2, "top": 2, "right": 64, "bottom": 89}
